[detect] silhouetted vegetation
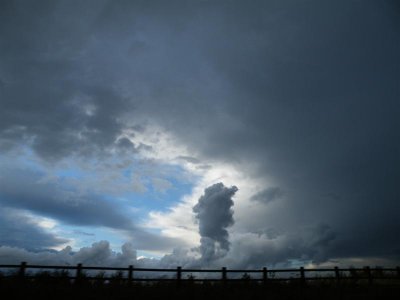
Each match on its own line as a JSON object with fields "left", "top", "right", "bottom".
{"left": 1, "top": 264, "right": 400, "bottom": 300}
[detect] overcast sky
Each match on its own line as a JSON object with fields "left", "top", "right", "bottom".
{"left": 0, "top": 0, "right": 399, "bottom": 269}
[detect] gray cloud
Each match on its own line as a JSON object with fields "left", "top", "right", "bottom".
{"left": 0, "top": 207, "right": 68, "bottom": 250}
{"left": 1, "top": 234, "right": 397, "bottom": 271}
{"left": 176, "top": 156, "right": 201, "bottom": 164}
{"left": 144, "top": 0, "right": 400, "bottom": 263}
{"left": 193, "top": 183, "right": 238, "bottom": 263}
{"left": 116, "top": 137, "right": 137, "bottom": 153}
{"left": 251, "top": 187, "right": 283, "bottom": 205}
{"left": 0, "top": 169, "right": 134, "bottom": 230}
{"left": 0, "top": 240, "right": 137, "bottom": 267}
{"left": 0, "top": 0, "right": 133, "bottom": 161}
{"left": 218, "top": 224, "right": 338, "bottom": 269}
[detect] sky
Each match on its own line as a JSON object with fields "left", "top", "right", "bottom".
{"left": 0, "top": 0, "right": 399, "bottom": 269}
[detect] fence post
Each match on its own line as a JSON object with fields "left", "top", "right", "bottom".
{"left": 334, "top": 266, "right": 340, "bottom": 283}
{"left": 263, "top": 267, "right": 268, "bottom": 285}
{"left": 222, "top": 267, "right": 227, "bottom": 285}
{"left": 300, "top": 267, "right": 305, "bottom": 285}
{"left": 128, "top": 265, "right": 134, "bottom": 285}
{"left": 19, "top": 261, "right": 27, "bottom": 279}
{"left": 76, "top": 263, "right": 82, "bottom": 284}
{"left": 177, "top": 266, "right": 182, "bottom": 287}
{"left": 365, "top": 266, "right": 372, "bottom": 285}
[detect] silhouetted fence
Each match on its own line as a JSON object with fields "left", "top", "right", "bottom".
{"left": 1, "top": 262, "right": 400, "bottom": 285}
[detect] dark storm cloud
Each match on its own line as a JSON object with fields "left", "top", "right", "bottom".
{"left": 0, "top": 0, "right": 222, "bottom": 161}
{"left": 132, "top": 0, "right": 400, "bottom": 263}
{"left": 0, "top": 207, "right": 68, "bottom": 250}
{"left": 0, "top": 0, "right": 132, "bottom": 160}
{"left": 251, "top": 187, "right": 283, "bottom": 205}
{"left": 193, "top": 183, "right": 238, "bottom": 262}
{"left": 0, "top": 169, "right": 134, "bottom": 229}
{"left": 221, "top": 224, "right": 338, "bottom": 269}
{"left": 0, "top": 0, "right": 399, "bottom": 265}
{"left": 116, "top": 137, "right": 136, "bottom": 151}
{"left": 211, "top": 1, "right": 400, "bottom": 262}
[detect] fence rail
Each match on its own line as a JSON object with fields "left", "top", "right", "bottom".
{"left": 1, "top": 262, "right": 400, "bottom": 284}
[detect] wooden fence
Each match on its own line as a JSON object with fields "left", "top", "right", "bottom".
{"left": 1, "top": 262, "right": 400, "bottom": 285}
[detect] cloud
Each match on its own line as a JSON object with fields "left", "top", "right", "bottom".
{"left": 0, "top": 239, "right": 190, "bottom": 269}
{"left": 0, "top": 168, "right": 134, "bottom": 230}
{"left": 0, "top": 241, "right": 137, "bottom": 267}
{"left": 0, "top": 207, "right": 68, "bottom": 250}
{"left": 115, "top": 137, "right": 137, "bottom": 153}
{"left": 218, "top": 224, "right": 337, "bottom": 269}
{"left": 250, "top": 187, "right": 283, "bottom": 205}
{"left": 0, "top": 0, "right": 133, "bottom": 161}
{"left": 193, "top": 183, "right": 238, "bottom": 263}
{"left": 176, "top": 156, "right": 201, "bottom": 164}
{"left": 1, "top": 235, "right": 398, "bottom": 271}
{"left": 0, "top": 166, "right": 189, "bottom": 253}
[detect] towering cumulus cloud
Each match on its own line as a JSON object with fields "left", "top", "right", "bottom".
{"left": 193, "top": 183, "right": 238, "bottom": 263}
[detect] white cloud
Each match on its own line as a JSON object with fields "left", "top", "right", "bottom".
{"left": 34, "top": 216, "right": 57, "bottom": 230}
{"left": 144, "top": 143, "right": 277, "bottom": 253}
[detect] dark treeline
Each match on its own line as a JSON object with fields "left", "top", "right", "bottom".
{"left": 1, "top": 271, "right": 400, "bottom": 300}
